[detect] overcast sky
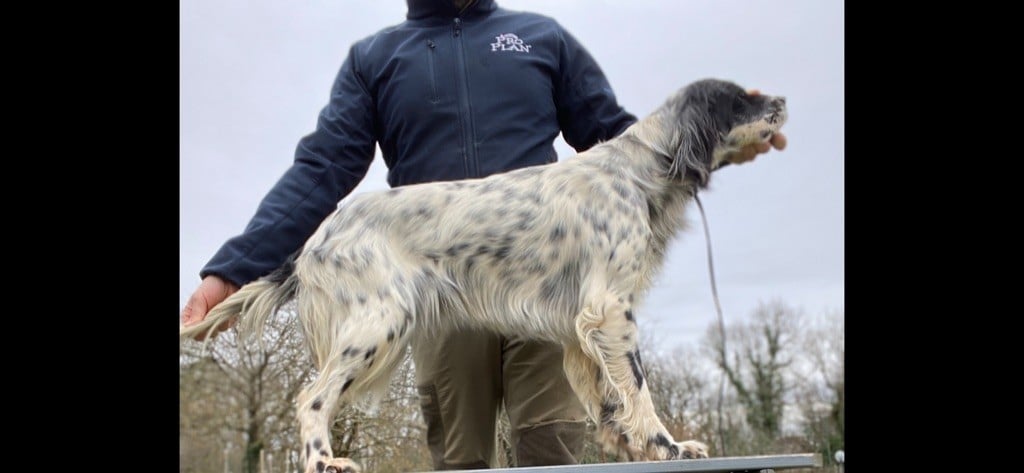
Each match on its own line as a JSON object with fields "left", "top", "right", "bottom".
{"left": 180, "top": 0, "right": 844, "bottom": 354}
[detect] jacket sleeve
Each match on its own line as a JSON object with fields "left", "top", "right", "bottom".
{"left": 553, "top": 23, "right": 638, "bottom": 152}
{"left": 200, "top": 45, "right": 377, "bottom": 287}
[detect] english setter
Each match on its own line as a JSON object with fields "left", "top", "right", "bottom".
{"left": 181, "top": 78, "right": 788, "bottom": 473}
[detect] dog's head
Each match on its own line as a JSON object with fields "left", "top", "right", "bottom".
{"left": 663, "top": 78, "right": 787, "bottom": 186}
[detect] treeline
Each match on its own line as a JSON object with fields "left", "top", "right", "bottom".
{"left": 180, "top": 299, "right": 843, "bottom": 472}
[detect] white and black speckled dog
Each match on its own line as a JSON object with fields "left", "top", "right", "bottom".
{"left": 181, "top": 78, "right": 787, "bottom": 473}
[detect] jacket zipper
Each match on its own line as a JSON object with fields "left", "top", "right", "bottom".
{"left": 452, "top": 17, "right": 479, "bottom": 178}
{"left": 426, "top": 39, "right": 440, "bottom": 104}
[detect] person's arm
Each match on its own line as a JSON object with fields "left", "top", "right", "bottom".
{"left": 552, "top": 23, "right": 638, "bottom": 152}
{"left": 199, "top": 45, "right": 378, "bottom": 288}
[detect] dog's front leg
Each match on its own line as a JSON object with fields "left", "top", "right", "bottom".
{"left": 574, "top": 292, "right": 708, "bottom": 461}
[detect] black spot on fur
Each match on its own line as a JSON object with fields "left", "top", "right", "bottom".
{"left": 416, "top": 206, "right": 433, "bottom": 218}
{"left": 311, "top": 399, "right": 322, "bottom": 411}
{"left": 364, "top": 346, "right": 377, "bottom": 360}
{"left": 320, "top": 449, "right": 329, "bottom": 457}
{"left": 626, "top": 351, "right": 645, "bottom": 389}
{"left": 314, "top": 439, "right": 323, "bottom": 450}
{"left": 494, "top": 246, "right": 511, "bottom": 259}
{"left": 446, "top": 242, "right": 471, "bottom": 256}
{"left": 342, "top": 378, "right": 354, "bottom": 393}
{"left": 317, "top": 461, "right": 326, "bottom": 472}
{"left": 550, "top": 225, "right": 565, "bottom": 242}
{"left": 342, "top": 347, "right": 354, "bottom": 357}
{"left": 650, "top": 433, "right": 679, "bottom": 457}
{"left": 600, "top": 402, "right": 618, "bottom": 425}
{"left": 612, "top": 181, "right": 632, "bottom": 201}
{"left": 540, "top": 261, "right": 579, "bottom": 302}
{"left": 387, "top": 330, "right": 395, "bottom": 342}
{"left": 682, "top": 449, "right": 694, "bottom": 459}
{"left": 357, "top": 293, "right": 367, "bottom": 304}
{"left": 306, "top": 443, "right": 311, "bottom": 460}
{"left": 625, "top": 310, "right": 634, "bottom": 321}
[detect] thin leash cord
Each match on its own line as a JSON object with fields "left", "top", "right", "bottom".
{"left": 693, "top": 192, "right": 728, "bottom": 456}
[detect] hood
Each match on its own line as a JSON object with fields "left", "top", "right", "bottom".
{"left": 406, "top": 0, "right": 497, "bottom": 20}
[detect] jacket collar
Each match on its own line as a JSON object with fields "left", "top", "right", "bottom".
{"left": 406, "top": 0, "right": 497, "bottom": 20}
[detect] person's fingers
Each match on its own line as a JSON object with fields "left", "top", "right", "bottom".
{"left": 181, "top": 293, "right": 208, "bottom": 326}
{"left": 731, "top": 146, "right": 757, "bottom": 164}
{"left": 182, "top": 276, "right": 240, "bottom": 341}
{"left": 770, "top": 132, "right": 787, "bottom": 151}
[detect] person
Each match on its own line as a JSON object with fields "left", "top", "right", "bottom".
{"left": 181, "top": 0, "right": 787, "bottom": 469}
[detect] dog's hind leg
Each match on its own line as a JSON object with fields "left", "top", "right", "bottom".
{"left": 574, "top": 292, "right": 708, "bottom": 461}
{"left": 295, "top": 328, "right": 412, "bottom": 472}
{"left": 295, "top": 301, "right": 414, "bottom": 473}
{"left": 295, "top": 353, "right": 365, "bottom": 473}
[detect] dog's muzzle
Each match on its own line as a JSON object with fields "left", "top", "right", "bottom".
{"left": 766, "top": 97, "right": 786, "bottom": 125}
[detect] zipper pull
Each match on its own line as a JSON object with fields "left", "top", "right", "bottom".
{"left": 453, "top": 17, "right": 461, "bottom": 37}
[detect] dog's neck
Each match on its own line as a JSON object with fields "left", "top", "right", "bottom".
{"left": 583, "top": 116, "right": 704, "bottom": 261}
{"left": 618, "top": 113, "right": 708, "bottom": 194}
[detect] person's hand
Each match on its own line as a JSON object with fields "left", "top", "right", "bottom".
{"left": 724, "top": 89, "right": 788, "bottom": 165}
{"left": 181, "top": 275, "right": 240, "bottom": 341}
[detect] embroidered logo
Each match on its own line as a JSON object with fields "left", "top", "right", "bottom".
{"left": 490, "top": 33, "right": 532, "bottom": 53}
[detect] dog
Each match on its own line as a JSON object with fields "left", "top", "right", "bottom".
{"left": 180, "top": 78, "right": 787, "bottom": 473}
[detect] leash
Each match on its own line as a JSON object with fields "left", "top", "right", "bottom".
{"left": 692, "top": 192, "right": 729, "bottom": 456}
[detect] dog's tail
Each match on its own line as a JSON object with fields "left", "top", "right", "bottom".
{"left": 179, "top": 251, "right": 301, "bottom": 345}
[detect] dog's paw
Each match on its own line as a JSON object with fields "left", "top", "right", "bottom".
{"left": 674, "top": 440, "right": 709, "bottom": 459}
{"left": 596, "top": 425, "right": 644, "bottom": 461}
{"left": 306, "top": 457, "right": 362, "bottom": 473}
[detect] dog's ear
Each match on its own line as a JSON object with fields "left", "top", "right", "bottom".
{"left": 669, "top": 105, "right": 716, "bottom": 187}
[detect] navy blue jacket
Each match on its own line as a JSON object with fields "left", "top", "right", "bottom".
{"left": 201, "top": 0, "right": 638, "bottom": 286}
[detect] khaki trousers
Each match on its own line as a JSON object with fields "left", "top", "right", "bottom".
{"left": 414, "top": 328, "right": 588, "bottom": 469}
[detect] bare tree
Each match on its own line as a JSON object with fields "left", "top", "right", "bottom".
{"left": 794, "top": 308, "right": 844, "bottom": 464}
{"left": 180, "top": 306, "right": 313, "bottom": 473}
{"left": 704, "top": 299, "right": 802, "bottom": 441}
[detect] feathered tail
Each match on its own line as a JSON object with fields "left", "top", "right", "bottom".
{"left": 179, "top": 253, "right": 300, "bottom": 345}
